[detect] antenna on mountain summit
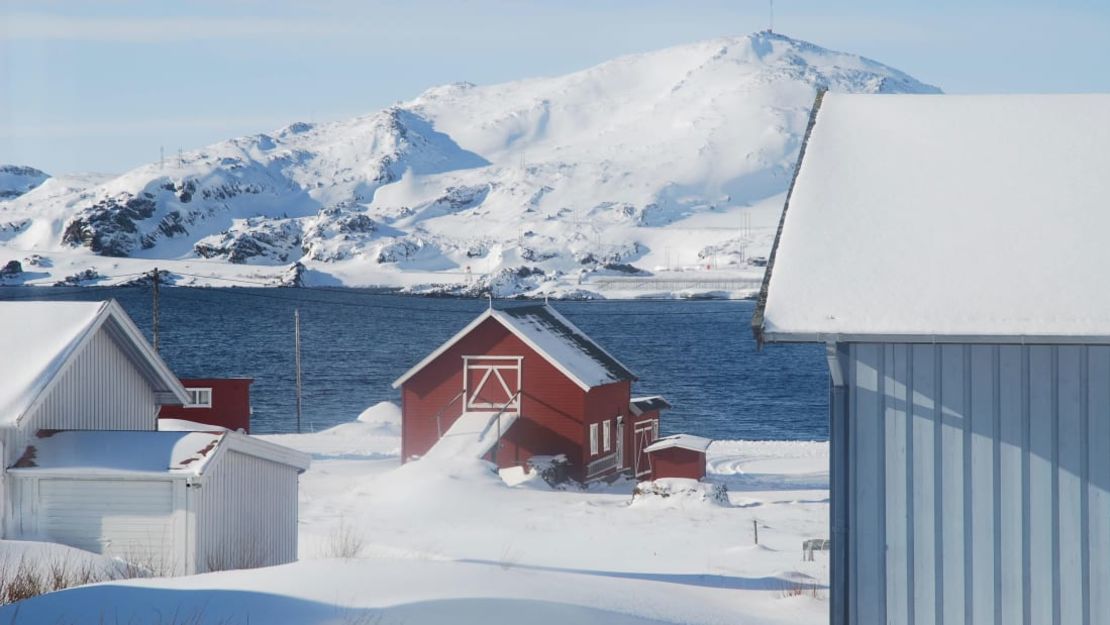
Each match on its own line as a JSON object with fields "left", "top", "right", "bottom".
{"left": 769, "top": 0, "right": 774, "bottom": 33}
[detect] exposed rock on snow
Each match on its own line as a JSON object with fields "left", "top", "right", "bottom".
{"left": 195, "top": 218, "right": 303, "bottom": 264}
{"left": 52, "top": 268, "right": 103, "bottom": 286}
{"left": 0, "top": 32, "right": 939, "bottom": 295}
{"left": 631, "top": 478, "right": 730, "bottom": 507}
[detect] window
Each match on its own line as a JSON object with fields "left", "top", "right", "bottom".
{"left": 602, "top": 419, "right": 611, "bottom": 452}
{"left": 589, "top": 423, "right": 599, "bottom": 455}
{"left": 185, "top": 387, "right": 212, "bottom": 408}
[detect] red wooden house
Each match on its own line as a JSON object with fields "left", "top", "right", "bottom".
{"left": 392, "top": 304, "right": 668, "bottom": 482}
{"left": 159, "top": 377, "right": 253, "bottom": 432}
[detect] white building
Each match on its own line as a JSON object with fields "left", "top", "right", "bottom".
{"left": 754, "top": 93, "right": 1110, "bottom": 625}
{"left": 0, "top": 299, "right": 309, "bottom": 574}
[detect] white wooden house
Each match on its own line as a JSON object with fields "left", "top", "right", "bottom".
{"left": 754, "top": 93, "right": 1110, "bottom": 625}
{"left": 0, "top": 299, "right": 309, "bottom": 574}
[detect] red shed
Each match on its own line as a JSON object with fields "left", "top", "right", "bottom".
{"left": 159, "top": 377, "right": 253, "bottom": 433}
{"left": 644, "top": 434, "right": 711, "bottom": 481}
{"left": 393, "top": 304, "right": 666, "bottom": 483}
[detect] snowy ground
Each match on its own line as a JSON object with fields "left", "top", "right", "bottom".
{"left": 2, "top": 403, "right": 830, "bottom": 624}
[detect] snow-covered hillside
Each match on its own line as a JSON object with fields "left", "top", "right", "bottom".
{"left": 0, "top": 166, "right": 49, "bottom": 200}
{"left": 0, "top": 32, "right": 939, "bottom": 296}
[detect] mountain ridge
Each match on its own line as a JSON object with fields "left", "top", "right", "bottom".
{"left": 0, "top": 31, "right": 940, "bottom": 295}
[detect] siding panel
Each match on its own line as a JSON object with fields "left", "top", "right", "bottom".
{"left": 845, "top": 342, "right": 1108, "bottom": 625}
{"left": 910, "top": 344, "right": 937, "bottom": 625}
{"left": 852, "top": 344, "right": 883, "bottom": 625}
{"left": 195, "top": 450, "right": 300, "bottom": 573}
{"left": 1089, "top": 347, "right": 1110, "bottom": 625}
{"left": 998, "top": 345, "right": 1025, "bottom": 625}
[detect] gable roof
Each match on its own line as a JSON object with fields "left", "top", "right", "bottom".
{"left": 0, "top": 299, "right": 190, "bottom": 424}
{"left": 755, "top": 93, "right": 1110, "bottom": 344}
{"left": 7, "top": 430, "right": 310, "bottom": 478}
{"left": 630, "top": 396, "right": 671, "bottom": 416}
{"left": 392, "top": 304, "right": 636, "bottom": 391}
{"left": 644, "top": 434, "right": 712, "bottom": 454}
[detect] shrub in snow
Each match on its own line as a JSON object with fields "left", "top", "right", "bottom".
{"left": 631, "top": 478, "right": 729, "bottom": 507}
{"left": 526, "top": 454, "right": 573, "bottom": 487}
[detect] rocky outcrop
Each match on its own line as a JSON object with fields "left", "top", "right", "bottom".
{"left": 62, "top": 194, "right": 158, "bottom": 256}
{"left": 194, "top": 218, "right": 303, "bottom": 264}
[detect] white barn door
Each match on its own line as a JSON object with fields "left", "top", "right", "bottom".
{"left": 35, "top": 479, "right": 183, "bottom": 574}
{"left": 633, "top": 420, "right": 657, "bottom": 478}
{"left": 463, "top": 356, "right": 521, "bottom": 411}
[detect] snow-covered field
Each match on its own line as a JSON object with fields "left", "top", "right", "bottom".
{"left": 1, "top": 403, "right": 829, "bottom": 624}
{"left": 0, "top": 31, "right": 937, "bottom": 298}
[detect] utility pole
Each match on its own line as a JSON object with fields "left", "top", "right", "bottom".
{"left": 151, "top": 267, "right": 160, "bottom": 353}
{"left": 294, "top": 308, "right": 303, "bottom": 434}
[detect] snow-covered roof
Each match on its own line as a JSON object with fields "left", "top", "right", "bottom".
{"left": 7, "top": 430, "right": 310, "bottom": 477}
{"left": 630, "top": 396, "right": 671, "bottom": 416}
{"left": 0, "top": 300, "right": 189, "bottom": 424}
{"left": 756, "top": 93, "right": 1110, "bottom": 343}
{"left": 644, "top": 434, "right": 712, "bottom": 454}
{"left": 9, "top": 431, "right": 224, "bottom": 477}
{"left": 392, "top": 305, "right": 636, "bottom": 391}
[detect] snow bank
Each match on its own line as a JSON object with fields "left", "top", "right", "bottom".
{"left": 258, "top": 401, "right": 402, "bottom": 459}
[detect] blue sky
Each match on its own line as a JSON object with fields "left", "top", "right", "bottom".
{"left": 3, "top": 1, "right": 1109, "bottom": 174}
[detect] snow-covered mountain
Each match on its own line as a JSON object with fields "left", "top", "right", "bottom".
{"left": 0, "top": 31, "right": 939, "bottom": 295}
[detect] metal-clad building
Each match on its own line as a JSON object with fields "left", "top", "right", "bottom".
{"left": 7, "top": 430, "right": 309, "bottom": 575}
{"left": 754, "top": 93, "right": 1110, "bottom": 624}
{"left": 0, "top": 299, "right": 309, "bottom": 574}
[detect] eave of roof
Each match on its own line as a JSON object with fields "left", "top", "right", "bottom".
{"left": 751, "top": 89, "right": 826, "bottom": 349}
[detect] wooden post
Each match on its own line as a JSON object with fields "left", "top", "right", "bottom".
{"left": 151, "top": 267, "right": 160, "bottom": 353}
{"left": 753, "top": 519, "right": 759, "bottom": 545}
{"left": 294, "top": 308, "right": 302, "bottom": 434}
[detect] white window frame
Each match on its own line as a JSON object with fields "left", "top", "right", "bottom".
{"left": 602, "top": 419, "right": 611, "bottom": 452}
{"left": 185, "top": 387, "right": 213, "bottom": 409}
{"left": 589, "top": 423, "right": 599, "bottom": 456}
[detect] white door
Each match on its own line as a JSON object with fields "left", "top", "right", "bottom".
{"left": 37, "top": 479, "right": 180, "bottom": 573}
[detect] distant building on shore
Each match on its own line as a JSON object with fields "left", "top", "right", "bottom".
{"left": 392, "top": 304, "right": 671, "bottom": 482}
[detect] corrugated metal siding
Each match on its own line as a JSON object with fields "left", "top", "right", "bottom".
{"left": 31, "top": 478, "right": 181, "bottom": 574}
{"left": 14, "top": 329, "right": 156, "bottom": 446}
{"left": 846, "top": 343, "right": 1110, "bottom": 625}
{"left": 194, "top": 449, "right": 300, "bottom": 573}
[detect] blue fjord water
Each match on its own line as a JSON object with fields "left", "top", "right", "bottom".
{"left": 0, "top": 287, "right": 828, "bottom": 440}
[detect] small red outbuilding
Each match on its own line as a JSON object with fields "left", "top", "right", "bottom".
{"left": 644, "top": 434, "right": 712, "bottom": 481}
{"left": 392, "top": 304, "right": 667, "bottom": 483}
{"left": 159, "top": 377, "right": 253, "bottom": 432}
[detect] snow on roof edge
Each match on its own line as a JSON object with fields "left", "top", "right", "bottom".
{"left": 644, "top": 434, "right": 713, "bottom": 454}
{"left": 752, "top": 89, "right": 827, "bottom": 348}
